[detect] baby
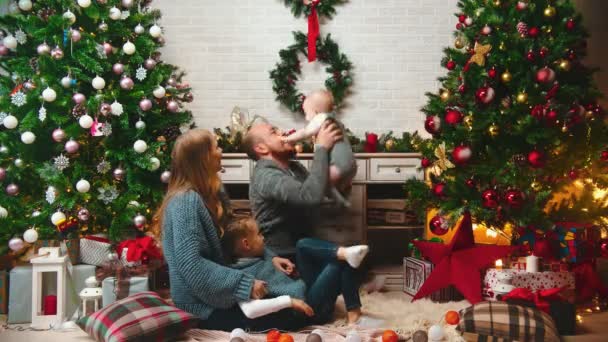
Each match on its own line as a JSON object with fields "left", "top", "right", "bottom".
{"left": 223, "top": 217, "right": 371, "bottom": 324}
{"left": 283, "top": 90, "right": 357, "bottom": 207}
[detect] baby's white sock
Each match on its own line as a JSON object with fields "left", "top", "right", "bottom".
{"left": 343, "top": 245, "right": 369, "bottom": 268}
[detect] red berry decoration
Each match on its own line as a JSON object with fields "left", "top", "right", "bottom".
{"left": 526, "top": 50, "right": 536, "bottom": 62}
{"left": 447, "top": 60, "right": 456, "bottom": 70}
{"left": 566, "top": 18, "right": 575, "bottom": 31}
{"left": 568, "top": 169, "right": 579, "bottom": 180}
{"left": 475, "top": 86, "right": 495, "bottom": 104}
{"left": 445, "top": 109, "right": 463, "bottom": 125}
{"left": 488, "top": 67, "right": 497, "bottom": 78}
{"left": 465, "top": 178, "right": 476, "bottom": 188}
{"left": 421, "top": 158, "right": 431, "bottom": 168}
{"left": 481, "top": 189, "right": 500, "bottom": 209}
{"left": 601, "top": 150, "right": 608, "bottom": 161}
{"left": 429, "top": 214, "right": 449, "bottom": 236}
{"left": 536, "top": 67, "right": 556, "bottom": 84}
{"left": 425, "top": 116, "right": 441, "bottom": 135}
{"left": 433, "top": 182, "right": 446, "bottom": 197}
{"left": 528, "top": 26, "right": 539, "bottom": 38}
{"left": 382, "top": 330, "right": 399, "bottom": 342}
{"left": 458, "top": 84, "right": 467, "bottom": 94}
{"left": 452, "top": 145, "right": 472, "bottom": 165}
{"left": 505, "top": 189, "right": 525, "bottom": 208}
{"left": 527, "top": 150, "right": 546, "bottom": 168}
{"left": 539, "top": 47, "right": 549, "bottom": 58}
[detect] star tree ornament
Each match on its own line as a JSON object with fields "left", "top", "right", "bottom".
{"left": 53, "top": 154, "right": 70, "bottom": 171}
{"left": 98, "top": 185, "right": 119, "bottom": 204}
{"left": 11, "top": 90, "right": 26, "bottom": 107}
{"left": 97, "top": 159, "right": 111, "bottom": 174}
{"left": 15, "top": 29, "right": 27, "bottom": 45}
{"left": 135, "top": 66, "right": 147, "bottom": 81}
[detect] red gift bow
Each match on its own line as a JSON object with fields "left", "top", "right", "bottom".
{"left": 116, "top": 236, "right": 162, "bottom": 264}
{"left": 307, "top": 0, "right": 320, "bottom": 62}
{"left": 502, "top": 287, "right": 565, "bottom": 313}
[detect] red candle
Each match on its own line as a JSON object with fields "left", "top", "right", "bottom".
{"left": 44, "top": 295, "right": 57, "bottom": 315}
{"left": 364, "top": 133, "right": 378, "bottom": 153}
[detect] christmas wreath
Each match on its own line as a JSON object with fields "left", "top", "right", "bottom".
{"left": 283, "top": 0, "right": 348, "bottom": 19}
{"left": 269, "top": 31, "right": 353, "bottom": 114}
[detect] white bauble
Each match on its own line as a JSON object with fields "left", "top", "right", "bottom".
{"left": 0, "top": 206, "right": 7, "bottom": 218}
{"left": 135, "top": 120, "right": 146, "bottom": 130}
{"left": 128, "top": 200, "right": 140, "bottom": 207}
{"left": 51, "top": 211, "right": 66, "bottom": 225}
{"left": 133, "top": 140, "right": 147, "bottom": 153}
{"left": 18, "top": 0, "right": 33, "bottom": 11}
{"left": 8, "top": 238, "right": 24, "bottom": 252}
{"left": 464, "top": 17, "right": 473, "bottom": 26}
{"left": 42, "top": 87, "right": 57, "bottom": 102}
{"left": 77, "top": 0, "right": 91, "bottom": 8}
{"left": 3, "top": 115, "right": 18, "bottom": 129}
{"left": 428, "top": 325, "right": 444, "bottom": 341}
{"left": 79, "top": 114, "right": 94, "bottom": 129}
{"left": 134, "top": 23, "right": 145, "bottom": 34}
{"left": 149, "top": 24, "right": 162, "bottom": 38}
{"left": 3, "top": 36, "right": 18, "bottom": 50}
{"left": 92, "top": 75, "right": 106, "bottom": 90}
{"left": 23, "top": 228, "right": 38, "bottom": 243}
{"left": 61, "top": 76, "right": 72, "bottom": 88}
{"left": 122, "top": 0, "right": 134, "bottom": 8}
{"left": 109, "top": 7, "right": 121, "bottom": 20}
{"left": 76, "top": 179, "right": 91, "bottom": 193}
{"left": 21, "top": 131, "right": 36, "bottom": 144}
{"left": 122, "top": 41, "right": 136, "bottom": 55}
{"left": 63, "top": 10, "right": 76, "bottom": 24}
{"left": 148, "top": 157, "right": 160, "bottom": 171}
{"left": 153, "top": 86, "right": 166, "bottom": 98}
{"left": 230, "top": 328, "right": 247, "bottom": 340}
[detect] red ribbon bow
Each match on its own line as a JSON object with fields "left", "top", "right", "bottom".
{"left": 307, "top": 0, "right": 320, "bottom": 62}
{"left": 116, "top": 236, "right": 162, "bottom": 264}
{"left": 502, "top": 287, "right": 564, "bottom": 313}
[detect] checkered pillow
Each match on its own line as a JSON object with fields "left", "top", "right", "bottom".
{"left": 458, "top": 301, "right": 560, "bottom": 342}
{"left": 77, "top": 291, "right": 198, "bottom": 342}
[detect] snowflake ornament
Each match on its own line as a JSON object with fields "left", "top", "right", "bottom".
{"left": 96, "top": 44, "right": 107, "bottom": 59}
{"left": 45, "top": 186, "right": 56, "bottom": 204}
{"left": 15, "top": 29, "right": 27, "bottom": 45}
{"left": 121, "top": 11, "right": 130, "bottom": 20}
{"left": 111, "top": 101, "right": 123, "bottom": 116}
{"left": 53, "top": 154, "right": 70, "bottom": 171}
{"left": 98, "top": 185, "right": 119, "bottom": 204}
{"left": 135, "top": 66, "right": 147, "bottom": 81}
{"left": 101, "top": 122, "right": 113, "bottom": 136}
{"left": 38, "top": 106, "right": 47, "bottom": 122}
{"left": 0, "top": 112, "right": 7, "bottom": 125}
{"left": 11, "top": 91, "right": 26, "bottom": 107}
{"left": 97, "top": 159, "right": 111, "bottom": 174}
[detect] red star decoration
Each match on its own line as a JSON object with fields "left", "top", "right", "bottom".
{"left": 412, "top": 211, "right": 513, "bottom": 304}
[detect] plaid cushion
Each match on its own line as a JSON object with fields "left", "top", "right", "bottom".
{"left": 77, "top": 291, "right": 198, "bottom": 342}
{"left": 458, "top": 301, "right": 560, "bottom": 342}
{"left": 462, "top": 332, "right": 515, "bottom": 342}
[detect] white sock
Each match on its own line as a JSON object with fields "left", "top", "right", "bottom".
{"left": 343, "top": 245, "right": 369, "bottom": 268}
{"left": 238, "top": 295, "right": 292, "bottom": 319}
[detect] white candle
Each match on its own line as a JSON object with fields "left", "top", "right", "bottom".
{"left": 495, "top": 259, "right": 503, "bottom": 270}
{"left": 526, "top": 254, "right": 539, "bottom": 273}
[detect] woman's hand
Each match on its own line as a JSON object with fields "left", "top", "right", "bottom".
{"left": 291, "top": 299, "right": 314, "bottom": 317}
{"left": 251, "top": 280, "right": 268, "bottom": 299}
{"left": 272, "top": 257, "right": 295, "bottom": 276}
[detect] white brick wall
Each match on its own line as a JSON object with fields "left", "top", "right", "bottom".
{"left": 154, "top": 0, "right": 607, "bottom": 136}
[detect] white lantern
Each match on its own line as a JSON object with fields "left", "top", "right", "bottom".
{"left": 149, "top": 24, "right": 162, "bottom": 38}
{"left": 92, "top": 76, "right": 106, "bottom": 90}
{"left": 153, "top": 86, "right": 166, "bottom": 98}
{"left": 109, "top": 7, "right": 121, "bottom": 20}
{"left": 77, "top": 0, "right": 92, "bottom": 8}
{"left": 76, "top": 179, "right": 90, "bottom": 193}
{"left": 133, "top": 140, "right": 147, "bottom": 153}
{"left": 122, "top": 41, "right": 136, "bottom": 55}
{"left": 79, "top": 115, "right": 94, "bottom": 129}
{"left": 42, "top": 87, "right": 57, "bottom": 102}
{"left": 31, "top": 247, "right": 68, "bottom": 329}
{"left": 21, "top": 131, "right": 36, "bottom": 144}
{"left": 79, "top": 277, "right": 102, "bottom": 317}
{"left": 3, "top": 115, "right": 19, "bottom": 129}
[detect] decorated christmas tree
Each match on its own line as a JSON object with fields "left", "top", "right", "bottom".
{"left": 0, "top": 0, "right": 193, "bottom": 254}
{"left": 405, "top": 0, "right": 607, "bottom": 233}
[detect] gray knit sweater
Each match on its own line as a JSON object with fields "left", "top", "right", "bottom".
{"left": 249, "top": 147, "right": 329, "bottom": 256}
{"left": 162, "top": 191, "right": 254, "bottom": 320}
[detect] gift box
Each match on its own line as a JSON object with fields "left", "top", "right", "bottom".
{"left": 553, "top": 222, "right": 600, "bottom": 263}
{"left": 7, "top": 264, "right": 95, "bottom": 323}
{"left": 35, "top": 239, "right": 80, "bottom": 265}
{"left": 482, "top": 268, "right": 575, "bottom": 301}
{"left": 542, "top": 260, "right": 570, "bottom": 272}
{"left": 0, "top": 270, "right": 7, "bottom": 314}
{"left": 507, "top": 256, "right": 527, "bottom": 270}
{"left": 102, "top": 276, "right": 149, "bottom": 307}
{"left": 403, "top": 257, "right": 464, "bottom": 302}
{"left": 79, "top": 235, "right": 112, "bottom": 266}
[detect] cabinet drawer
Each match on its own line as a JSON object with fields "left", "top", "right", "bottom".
{"left": 353, "top": 159, "right": 367, "bottom": 182}
{"left": 369, "top": 158, "right": 422, "bottom": 182}
{"left": 219, "top": 159, "right": 251, "bottom": 182}
{"left": 314, "top": 215, "right": 364, "bottom": 246}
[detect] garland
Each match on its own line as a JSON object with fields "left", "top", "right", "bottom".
{"left": 283, "top": 0, "right": 348, "bottom": 19}
{"left": 269, "top": 31, "right": 353, "bottom": 114}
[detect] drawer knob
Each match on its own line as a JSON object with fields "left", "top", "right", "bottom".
{"left": 220, "top": 167, "right": 226, "bottom": 173}
{"left": 395, "top": 167, "right": 401, "bottom": 173}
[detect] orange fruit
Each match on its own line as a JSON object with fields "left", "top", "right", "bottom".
{"left": 278, "top": 333, "right": 294, "bottom": 342}
{"left": 382, "top": 330, "right": 399, "bottom": 342}
{"left": 267, "top": 329, "right": 281, "bottom": 342}
{"left": 445, "top": 310, "right": 460, "bottom": 325}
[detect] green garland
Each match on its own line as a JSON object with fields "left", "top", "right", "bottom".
{"left": 282, "top": 0, "right": 348, "bottom": 19}
{"left": 269, "top": 31, "right": 353, "bottom": 114}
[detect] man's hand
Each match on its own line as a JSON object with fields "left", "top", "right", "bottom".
{"left": 316, "top": 121, "right": 342, "bottom": 150}
{"left": 250, "top": 280, "right": 268, "bottom": 299}
{"left": 272, "top": 257, "right": 295, "bottom": 276}
{"left": 291, "top": 298, "right": 314, "bottom": 317}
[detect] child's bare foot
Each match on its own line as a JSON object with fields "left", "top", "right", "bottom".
{"left": 347, "top": 308, "right": 362, "bottom": 324}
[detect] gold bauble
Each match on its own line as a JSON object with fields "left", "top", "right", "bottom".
{"left": 559, "top": 59, "right": 571, "bottom": 71}
{"left": 544, "top": 6, "right": 556, "bottom": 18}
{"left": 585, "top": 110, "right": 595, "bottom": 119}
{"left": 499, "top": 42, "right": 506, "bottom": 51}
{"left": 543, "top": 25, "right": 553, "bottom": 34}
{"left": 440, "top": 89, "right": 451, "bottom": 102}
{"left": 501, "top": 71, "right": 512, "bottom": 83}
{"left": 488, "top": 123, "right": 500, "bottom": 137}
{"left": 531, "top": 181, "right": 542, "bottom": 191}
{"left": 561, "top": 125, "right": 568, "bottom": 133}
{"left": 516, "top": 92, "right": 528, "bottom": 104}
{"left": 455, "top": 38, "right": 465, "bottom": 49}
{"left": 464, "top": 115, "right": 473, "bottom": 127}
{"left": 385, "top": 139, "right": 396, "bottom": 151}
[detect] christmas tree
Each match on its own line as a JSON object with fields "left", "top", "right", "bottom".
{"left": 0, "top": 0, "right": 193, "bottom": 254}
{"left": 405, "top": 0, "right": 607, "bottom": 233}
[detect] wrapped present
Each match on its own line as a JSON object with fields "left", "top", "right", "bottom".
{"left": 507, "top": 256, "right": 527, "bottom": 271}
{"left": 553, "top": 222, "right": 601, "bottom": 263}
{"left": 541, "top": 260, "right": 570, "bottom": 272}
{"left": 0, "top": 270, "right": 7, "bottom": 314}
{"left": 102, "top": 276, "right": 149, "bottom": 307}
{"left": 116, "top": 236, "right": 162, "bottom": 265}
{"left": 482, "top": 268, "right": 575, "bottom": 302}
{"left": 79, "top": 235, "right": 112, "bottom": 266}
{"left": 35, "top": 239, "right": 80, "bottom": 265}
{"left": 403, "top": 257, "right": 464, "bottom": 302}
{"left": 7, "top": 264, "right": 95, "bottom": 323}
{"left": 96, "top": 258, "right": 160, "bottom": 306}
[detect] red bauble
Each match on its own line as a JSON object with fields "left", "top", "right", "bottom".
{"left": 528, "top": 27, "right": 539, "bottom": 38}
{"left": 601, "top": 150, "right": 608, "bottom": 162}
{"left": 539, "top": 47, "right": 549, "bottom": 58}
{"left": 536, "top": 67, "right": 556, "bottom": 84}
{"left": 458, "top": 84, "right": 467, "bottom": 94}
{"left": 458, "top": 14, "right": 467, "bottom": 23}
{"left": 545, "top": 109, "right": 559, "bottom": 125}
{"left": 504, "top": 189, "right": 525, "bottom": 208}
{"left": 445, "top": 310, "right": 460, "bottom": 325}
{"left": 445, "top": 109, "right": 463, "bottom": 125}
{"left": 429, "top": 215, "right": 449, "bottom": 235}
{"left": 531, "top": 104, "right": 545, "bottom": 119}
{"left": 421, "top": 158, "right": 431, "bottom": 168}
{"left": 527, "top": 150, "right": 546, "bottom": 168}
{"left": 566, "top": 18, "right": 575, "bottom": 31}
{"left": 382, "top": 330, "right": 399, "bottom": 342}
{"left": 567, "top": 49, "right": 576, "bottom": 61}
{"left": 481, "top": 189, "right": 499, "bottom": 209}
{"left": 475, "top": 86, "right": 495, "bottom": 104}
{"left": 465, "top": 178, "right": 476, "bottom": 188}
{"left": 267, "top": 330, "right": 281, "bottom": 342}
{"left": 568, "top": 169, "right": 579, "bottom": 180}
{"left": 452, "top": 145, "right": 472, "bottom": 165}
{"left": 433, "top": 183, "right": 446, "bottom": 197}
{"left": 456, "top": 23, "right": 464, "bottom": 30}
{"left": 488, "top": 67, "right": 497, "bottom": 78}
{"left": 425, "top": 116, "right": 441, "bottom": 135}
{"left": 447, "top": 60, "right": 456, "bottom": 70}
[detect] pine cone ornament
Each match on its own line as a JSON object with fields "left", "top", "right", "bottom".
{"left": 72, "top": 104, "right": 87, "bottom": 118}
{"left": 38, "top": 8, "right": 56, "bottom": 21}
{"left": 161, "top": 126, "right": 181, "bottom": 141}
{"left": 517, "top": 22, "right": 528, "bottom": 36}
